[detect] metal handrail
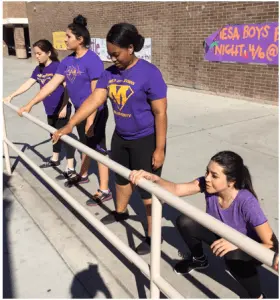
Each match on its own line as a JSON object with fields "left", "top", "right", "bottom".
{"left": 3, "top": 102, "right": 278, "bottom": 298}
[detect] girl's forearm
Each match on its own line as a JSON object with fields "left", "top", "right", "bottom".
{"left": 10, "top": 79, "right": 36, "bottom": 98}
{"left": 154, "top": 112, "right": 167, "bottom": 150}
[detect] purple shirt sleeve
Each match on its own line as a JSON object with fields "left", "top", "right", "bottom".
{"left": 242, "top": 195, "right": 267, "bottom": 227}
{"left": 87, "top": 56, "right": 104, "bottom": 80}
{"left": 145, "top": 67, "right": 167, "bottom": 100}
{"left": 31, "top": 67, "right": 39, "bottom": 81}
{"left": 96, "top": 70, "right": 109, "bottom": 89}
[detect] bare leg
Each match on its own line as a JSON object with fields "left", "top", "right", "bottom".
{"left": 52, "top": 152, "right": 59, "bottom": 161}
{"left": 66, "top": 158, "right": 74, "bottom": 170}
{"left": 97, "top": 162, "right": 109, "bottom": 191}
{"left": 115, "top": 183, "right": 133, "bottom": 212}
{"left": 143, "top": 198, "right": 152, "bottom": 236}
{"left": 79, "top": 153, "right": 91, "bottom": 177}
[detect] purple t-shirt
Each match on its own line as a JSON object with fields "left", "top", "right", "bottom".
{"left": 198, "top": 177, "right": 267, "bottom": 242}
{"left": 56, "top": 50, "right": 104, "bottom": 109}
{"left": 31, "top": 61, "right": 64, "bottom": 115}
{"left": 96, "top": 59, "right": 167, "bottom": 140}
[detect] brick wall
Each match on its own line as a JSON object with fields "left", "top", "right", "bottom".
{"left": 26, "top": 1, "right": 279, "bottom": 103}
{"left": 3, "top": 1, "right": 27, "bottom": 18}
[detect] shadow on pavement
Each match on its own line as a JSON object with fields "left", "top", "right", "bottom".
{"left": 3, "top": 173, "right": 14, "bottom": 298}
{"left": 8, "top": 139, "right": 278, "bottom": 298}
{"left": 70, "top": 264, "right": 111, "bottom": 298}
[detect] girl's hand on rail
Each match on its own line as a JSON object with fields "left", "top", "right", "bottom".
{"left": 18, "top": 104, "right": 32, "bottom": 116}
{"left": 210, "top": 238, "right": 238, "bottom": 257}
{"left": 3, "top": 95, "right": 13, "bottom": 103}
{"left": 129, "top": 169, "right": 159, "bottom": 185}
{"left": 52, "top": 123, "right": 74, "bottom": 145}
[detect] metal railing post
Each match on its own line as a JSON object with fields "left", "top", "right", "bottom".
{"left": 150, "top": 194, "right": 162, "bottom": 299}
{"left": 2, "top": 109, "right": 11, "bottom": 175}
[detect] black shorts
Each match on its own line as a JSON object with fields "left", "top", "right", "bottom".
{"left": 111, "top": 131, "right": 165, "bottom": 199}
{"left": 76, "top": 104, "right": 108, "bottom": 155}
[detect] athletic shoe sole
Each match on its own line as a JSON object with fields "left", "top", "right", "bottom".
{"left": 86, "top": 195, "right": 113, "bottom": 206}
{"left": 174, "top": 263, "right": 209, "bottom": 275}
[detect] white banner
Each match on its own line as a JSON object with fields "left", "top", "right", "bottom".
{"left": 90, "top": 38, "right": 152, "bottom": 63}
{"left": 137, "top": 38, "right": 151, "bottom": 62}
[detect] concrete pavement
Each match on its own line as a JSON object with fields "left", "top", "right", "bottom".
{"left": 2, "top": 56, "right": 279, "bottom": 298}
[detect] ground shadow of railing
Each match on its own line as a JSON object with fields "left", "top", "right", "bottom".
{"left": 3, "top": 173, "right": 14, "bottom": 298}
{"left": 6, "top": 139, "right": 277, "bottom": 298}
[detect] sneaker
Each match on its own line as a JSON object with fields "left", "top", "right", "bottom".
{"left": 86, "top": 189, "right": 113, "bottom": 206}
{"left": 135, "top": 236, "right": 164, "bottom": 255}
{"left": 56, "top": 169, "right": 76, "bottom": 181}
{"left": 174, "top": 255, "right": 209, "bottom": 275}
{"left": 100, "top": 210, "right": 129, "bottom": 225}
{"left": 39, "top": 160, "right": 59, "bottom": 168}
{"left": 64, "top": 173, "right": 89, "bottom": 188}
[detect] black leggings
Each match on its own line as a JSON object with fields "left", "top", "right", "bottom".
{"left": 75, "top": 105, "right": 108, "bottom": 155}
{"left": 111, "top": 131, "right": 164, "bottom": 199}
{"left": 47, "top": 105, "right": 75, "bottom": 159}
{"left": 176, "top": 214, "right": 267, "bottom": 298}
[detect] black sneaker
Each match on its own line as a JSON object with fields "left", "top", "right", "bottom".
{"left": 100, "top": 210, "right": 129, "bottom": 225}
{"left": 174, "top": 255, "right": 209, "bottom": 275}
{"left": 55, "top": 169, "right": 76, "bottom": 181}
{"left": 64, "top": 173, "right": 89, "bottom": 188}
{"left": 39, "top": 160, "right": 60, "bottom": 168}
{"left": 135, "top": 236, "right": 164, "bottom": 255}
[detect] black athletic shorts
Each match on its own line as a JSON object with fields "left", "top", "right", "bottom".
{"left": 76, "top": 104, "right": 108, "bottom": 155}
{"left": 111, "top": 131, "right": 165, "bottom": 199}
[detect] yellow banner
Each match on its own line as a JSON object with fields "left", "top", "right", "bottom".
{"left": 52, "top": 32, "right": 67, "bottom": 50}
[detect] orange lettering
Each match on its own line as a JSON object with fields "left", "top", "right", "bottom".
{"left": 274, "top": 26, "right": 279, "bottom": 42}
{"left": 224, "top": 44, "right": 231, "bottom": 55}
{"left": 243, "top": 25, "right": 250, "bottom": 39}
{"left": 248, "top": 26, "right": 256, "bottom": 38}
{"left": 227, "top": 27, "right": 233, "bottom": 39}
{"left": 232, "top": 27, "right": 240, "bottom": 40}
{"left": 255, "top": 26, "right": 262, "bottom": 40}
{"left": 220, "top": 28, "right": 228, "bottom": 40}
{"left": 263, "top": 25, "right": 270, "bottom": 38}
{"left": 266, "top": 43, "right": 278, "bottom": 61}
{"left": 214, "top": 44, "right": 224, "bottom": 55}
{"left": 238, "top": 44, "right": 245, "bottom": 56}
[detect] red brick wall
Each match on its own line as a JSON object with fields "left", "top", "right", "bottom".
{"left": 3, "top": 1, "right": 27, "bottom": 18}
{"left": 26, "top": 1, "right": 279, "bottom": 103}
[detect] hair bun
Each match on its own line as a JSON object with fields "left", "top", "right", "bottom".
{"left": 73, "top": 14, "right": 87, "bottom": 27}
{"left": 134, "top": 34, "right": 144, "bottom": 52}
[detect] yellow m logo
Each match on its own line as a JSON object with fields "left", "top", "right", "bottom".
{"left": 108, "top": 84, "right": 134, "bottom": 111}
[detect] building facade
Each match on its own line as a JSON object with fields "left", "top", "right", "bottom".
{"left": 4, "top": 1, "right": 279, "bottom": 103}
{"left": 3, "top": 1, "right": 31, "bottom": 58}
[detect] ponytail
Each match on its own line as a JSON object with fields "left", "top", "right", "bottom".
{"left": 242, "top": 165, "right": 258, "bottom": 199}
{"left": 211, "top": 151, "right": 258, "bottom": 199}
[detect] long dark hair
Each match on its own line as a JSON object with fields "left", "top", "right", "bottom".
{"left": 106, "top": 23, "right": 144, "bottom": 53}
{"left": 33, "top": 39, "right": 59, "bottom": 73}
{"left": 68, "top": 14, "right": 90, "bottom": 47}
{"left": 211, "top": 151, "right": 258, "bottom": 199}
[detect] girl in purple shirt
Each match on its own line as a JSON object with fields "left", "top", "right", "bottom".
{"left": 4, "top": 39, "right": 74, "bottom": 172}
{"left": 17, "top": 15, "right": 111, "bottom": 202}
{"left": 52, "top": 23, "right": 167, "bottom": 255}
{"left": 130, "top": 151, "right": 278, "bottom": 299}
